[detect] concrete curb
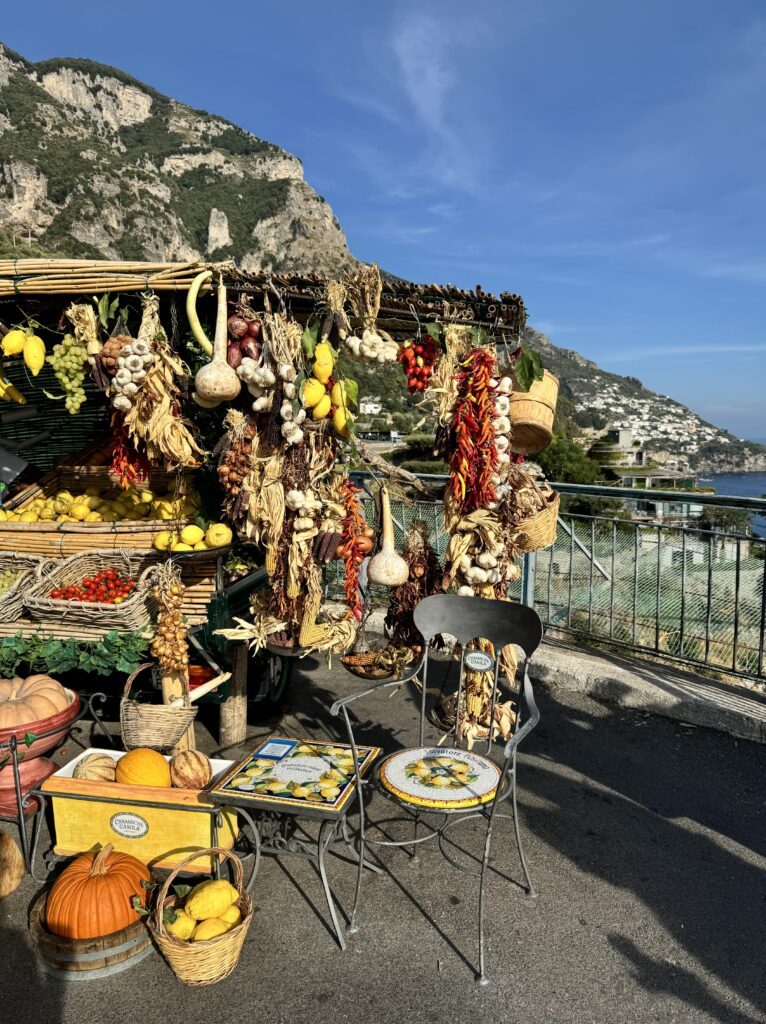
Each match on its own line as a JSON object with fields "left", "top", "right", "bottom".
{"left": 532, "top": 640, "right": 766, "bottom": 745}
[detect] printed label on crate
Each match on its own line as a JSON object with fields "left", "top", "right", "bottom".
{"left": 110, "top": 812, "right": 149, "bottom": 839}
{"left": 210, "top": 736, "right": 380, "bottom": 815}
{"left": 465, "top": 651, "right": 495, "bottom": 673}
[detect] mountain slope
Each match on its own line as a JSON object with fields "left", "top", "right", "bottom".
{"left": 0, "top": 44, "right": 353, "bottom": 274}
{"left": 1, "top": 42, "right": 763, "bottom": 471}
{"left": 524, "top": 328, "right": 766, "bottom": 472}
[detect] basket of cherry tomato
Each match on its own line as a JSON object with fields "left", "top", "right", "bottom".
{"left": 397, "top": 336, "right": 439, "bottom": 393}
{"left": 25, "top": 549, "right": 155, "bottom": 630}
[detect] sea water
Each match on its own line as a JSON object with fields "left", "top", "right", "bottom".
{"left": 709, "top": 472, "right": 766, "bottom": 536}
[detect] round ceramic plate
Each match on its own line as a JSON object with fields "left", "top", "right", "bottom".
{"left": 378, "top": 746, "right": 501, "bottom": 810}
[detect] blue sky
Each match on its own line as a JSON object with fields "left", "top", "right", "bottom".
{"left": 4, "top": 0, "right": 766, "bottom": 440}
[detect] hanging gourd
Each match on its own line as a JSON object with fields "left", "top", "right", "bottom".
{"left": 366, "top": 487, "right": 409, "bottom": 587}
{"left": 193, "top": 275, "right": 241, "bottom": 404}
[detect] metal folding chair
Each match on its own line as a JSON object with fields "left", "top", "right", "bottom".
{"left": 331, "top": 593, "right": 543, "bottom": 983}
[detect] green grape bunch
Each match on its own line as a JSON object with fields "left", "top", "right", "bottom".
{"left": 49, "top": 333, "right": 88, "bottom": 414}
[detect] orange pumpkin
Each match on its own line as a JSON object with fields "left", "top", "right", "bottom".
{"left": 46, "top": 843, "right": 151, "bottom": 939}
{"left": 115, "top": 747, "right": 171, "bottom": 788}
{"left": 0, "top": 674, "right": 70, "bottom": 729}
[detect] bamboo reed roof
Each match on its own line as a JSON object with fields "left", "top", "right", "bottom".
{"left": 0, "top": 258, "right": 526, "bottom": 335}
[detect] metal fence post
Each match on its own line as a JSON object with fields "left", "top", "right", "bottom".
{"left": 522, "top": 551, "right": 536, "bottom": 609}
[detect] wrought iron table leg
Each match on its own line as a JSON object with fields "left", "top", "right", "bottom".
{"left": 236, "top": 808, "right": 262, "bottom": 894}
{"left": 317, "top": 819, "right": 346, "bottom": 951}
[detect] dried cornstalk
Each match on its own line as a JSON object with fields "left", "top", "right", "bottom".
{"left": 263, "top": 311, "right": 302, "bottom": 367}
{"left": 65, "top": 302, "right": 100, "bottom": 363}
{"left": 424, "top": 323, "right": 475, "bottom": 426}
{"left": 124, "top": 294, "right": 205, "bottom": 469}
{"left": 320, "top": 280, "right": 351, "bottom": 341}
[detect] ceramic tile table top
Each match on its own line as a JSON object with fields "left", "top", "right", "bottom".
{"left": 208, "top": 737, "right": 380, "bottom": 819}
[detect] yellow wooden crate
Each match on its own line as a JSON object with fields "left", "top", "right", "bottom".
{"left": 41, "top": 749, "right": 239, "bottom": 873}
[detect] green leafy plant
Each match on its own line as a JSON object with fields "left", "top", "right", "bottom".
{"left": 513, "top": 348, "right": 545, "bottom": 392}
{"left": 0, "top": 630, "right": 150, "bottom": 678}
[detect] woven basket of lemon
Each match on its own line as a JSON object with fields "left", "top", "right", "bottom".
{"left": 148, "top": 847, "right": 253, "bottom": 987}
{"left": 24, "top": 548, "right": 157, "bottom": 630}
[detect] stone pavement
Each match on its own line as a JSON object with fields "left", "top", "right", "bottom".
{"left": 2, "top": 656, "right": 765, "bottom": 1024}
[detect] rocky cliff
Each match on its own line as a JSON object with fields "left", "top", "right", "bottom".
{"left": 0, "top": 45, "right": 354, "bottom": 275}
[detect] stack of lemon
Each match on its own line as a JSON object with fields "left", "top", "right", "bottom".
{"left": 0, "top": 485, "right": 203, "bottom": 525}
{"left": 153, "top": 522, "right": 233, "bottom": 553}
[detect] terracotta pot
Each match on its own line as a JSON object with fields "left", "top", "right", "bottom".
{"left": 0, "top": 689, "right": 80, "bottom": 796}
{"left": 0, "top": 756, "right": 56, "bottom": 816}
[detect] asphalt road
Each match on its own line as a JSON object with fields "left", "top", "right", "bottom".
{"left": 2, "top": 659, "right": 765, "bottom": 1024}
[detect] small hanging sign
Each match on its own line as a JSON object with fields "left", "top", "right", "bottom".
{"left": 465, "top": 651, "right": 495, "bottom": 673}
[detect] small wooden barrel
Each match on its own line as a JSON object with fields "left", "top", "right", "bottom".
{"left": 29, "top": 892, "right": 154, "bottom": 980}
{"left": 509, "top": 370, "right": 559, "bottom": 455}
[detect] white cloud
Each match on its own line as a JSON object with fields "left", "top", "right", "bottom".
{"left": 607, "top": 343, "right": 766, "bottom": 363}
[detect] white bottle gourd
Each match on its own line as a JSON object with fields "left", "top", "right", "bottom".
{"left": 194, "top": 276, "right": 242, "bottom": 403}
{"left": 366, "top": 486, "right": 409, "bottom": 586}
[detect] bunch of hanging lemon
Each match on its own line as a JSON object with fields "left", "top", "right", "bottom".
{"left": 0, "top": 327, "right": 46, "bottom": 404}
{"left": 301, "top": 341, "right": 354, "bottom": 439}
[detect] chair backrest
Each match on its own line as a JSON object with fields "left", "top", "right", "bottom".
{"left": 413, "top": 594, "right": 543, "bottom": 657}
{"left": 411, "top": 594, "right": 543, "bottom": 753}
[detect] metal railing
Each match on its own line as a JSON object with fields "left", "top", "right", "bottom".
{"left": 336, "top": 473, "right": 766, "bottom": 683}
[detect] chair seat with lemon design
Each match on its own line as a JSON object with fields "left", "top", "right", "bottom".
{"left": 377, "top": 746, "right": 503, "bottom": 811}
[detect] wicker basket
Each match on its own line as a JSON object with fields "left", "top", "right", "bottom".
{"left": 24, "top": 549, "right": 158, "bottom": 630}
{"left": 0, "top": 552, "right": 51, "bottom": 621}
{"left": 120, "top": 663, "right": 198, "bottom": 751}
{"left": 511, "top": 488, "right": 560, "bottom": 552}
{"left": 508, "top": 370, "right": 559, "bottom": 455}
{"left": 148, "top": 847, "right": 253, "bottom": 987}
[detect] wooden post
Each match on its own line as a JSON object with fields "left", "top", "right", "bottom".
{"left": 219, "top": 641, "right": 248, "bottom": 749}
{"left": 161, "top": 668, "right": 196, "bottom": 751}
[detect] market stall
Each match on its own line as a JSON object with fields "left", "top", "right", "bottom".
{"left": 0, "top": 256, "right": 559, "bottom": 984}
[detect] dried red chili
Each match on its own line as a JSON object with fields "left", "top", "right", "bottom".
{"left": 338, "top": 478, "right": 367, "bottom": 621}
{"left": 109, "top": 428, "right": 150, "bottom": 490}
{"left": 448, "top": 348, "right": 499, "bottom": 514}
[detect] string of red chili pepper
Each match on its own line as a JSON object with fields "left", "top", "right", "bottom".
{"left": 109, "top": 427, "right": 150, "bottom": 491}
{"left": 338, "top": 478, "right": 367, "bottom": 621}
{"left": 449, "top": 348, "right": 499, "bottom": 514}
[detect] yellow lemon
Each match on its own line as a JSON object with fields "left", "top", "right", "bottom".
{"left": 52, "top": 496, "right": 71, "bottom": 515}
{"left": 332, "top": 405, "right": 351, "bottom": 438}
{"left": 19, "top": 512, "right": 38, "bottom": 523}
{"left": 312, "top": 394, "right": 332, "bottom": 420}
{"left": 84, "top": 511, "right": 102, "bottom": 523}
{"left": 314, "top": 342, "right": 334, "bottom": 363}
{"left": 185, "top": 879, "right": 238, "bottom": 921}
{"left": 192, "top": 918, "right": 231, "bottom": 942}
{"left": 330, "top": 381, "right": 345, "bottom": 406}
{"left": 23, "top": 335, "right": 46, "bottom": 376}
{"left": 218, "top": 905, "right": 242, "bottom": 928}
{"left": 266, "top": 779, "right": 288, "bottom": 793}
{"left": 166, "top": 909, "right": 196, "bottom": 941}
{"left": 69, "top": 503, "right": 89, "bottom": 522}
{"left": 170, "top": 541, "right": 193, "bottom": 552}
{"left": 193, "top": 541, "right": 208, "bottom": 550}
{"left": 1, "top": 329, "right": 27, "bottom": 356}
{"left": 180, "top": 524, "right": 205, "bottom": 546}
{"left": 291, "top": 786, "right": 312, "bottom": 798}
{"left": 152, "top": 531, "right": 172, "bottom": 551}
{"left": 302, "top": 377, "right": 326, "bottom": 408}
{"left": 319, "top": 785, "right": 340, "bottom": 799}
{"left": 138, "top": 489, "right": 155, "bottom": 504}
{"left": 0, "top": 510, "right": 7, "bottom": 522}
{"left": 84, "top": 495, "right": 102, "bottom": 510}
{"left": 312, "top": 360, "right": 332, "bottom": 385}
{"left": 205, "top": 523, "right": 232, "bottom": 548}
